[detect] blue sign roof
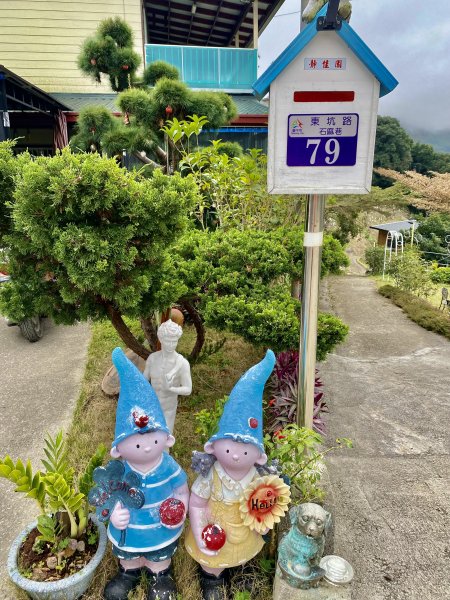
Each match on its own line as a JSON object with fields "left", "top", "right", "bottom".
{"left": 253, "top": 4, "right": 398, "bottom": 99}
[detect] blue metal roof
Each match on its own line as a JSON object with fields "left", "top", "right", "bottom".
{"left": 253, "top": 4, "right": 398, "bottom": 99}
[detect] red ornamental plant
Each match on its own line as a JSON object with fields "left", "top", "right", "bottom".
{"left": 266, "top": 351, "right": 328, "bottom": 435}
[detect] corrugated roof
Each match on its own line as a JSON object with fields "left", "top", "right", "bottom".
{"left": 370, "top": 220, "right": 418, "bottom": 233}
{"left": 144, "top": 0, "right": 285, "bottom": 48}
{"left": 52, "top": 92, "right": 268, "bottom": 116}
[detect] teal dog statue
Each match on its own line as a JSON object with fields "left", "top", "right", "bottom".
{"left": 278, "top": 503, "right": 331, "bottom": 589}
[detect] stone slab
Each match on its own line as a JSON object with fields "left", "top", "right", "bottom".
{"left": 273, "top": 569, "right": 352, "bottom": 600}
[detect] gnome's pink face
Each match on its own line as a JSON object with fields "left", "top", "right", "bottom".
{"left": 111, "top": 431, "right": 175, "bottom": 468}
{"left": 207, "top": 439, "right": 267, "bottom": 475}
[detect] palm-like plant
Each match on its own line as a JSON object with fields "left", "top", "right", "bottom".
{"left": 0, "top": 431, "right": 106, "bottom": 555}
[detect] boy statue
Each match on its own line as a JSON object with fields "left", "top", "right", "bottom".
{"left": 143, "top": 319, "right": 192, "bottom": 434}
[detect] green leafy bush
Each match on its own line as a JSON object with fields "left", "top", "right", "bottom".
{"left": 387, "top": 249, "right": 433, "bottom": 297}
{"left": 379, "top": 285, "right": 450, "bottom": 339}
{"left": 365, "top": 245, "right": 385, "bottom": 274}
{"left": 172, "top": 228, "right": 349, "bottom": 358}
{"left": 264, "top": 425, "right": 352, "bottom": 503}
{"left": 431, "top": 267, "right": 450, "bottom": 285}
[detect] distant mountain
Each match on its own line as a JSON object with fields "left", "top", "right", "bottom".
{"left": 404, "top": 127, "right": 450, "bottom": 153}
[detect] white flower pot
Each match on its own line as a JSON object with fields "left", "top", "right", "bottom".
{"left": 7, "top": 514, "right": 107, "bottom": 600}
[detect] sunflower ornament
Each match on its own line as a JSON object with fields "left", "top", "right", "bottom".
{"left": 239, "top": 474, "right": 291, "bottom": 533}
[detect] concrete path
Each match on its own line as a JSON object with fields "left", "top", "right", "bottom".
{"left": 321, "top": 274, "right": 450, "bottom": 600}
{"left": 0, "top": 318, "right": 90, "bottom": 595}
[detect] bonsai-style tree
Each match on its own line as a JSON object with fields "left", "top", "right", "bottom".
{"left": 170, "top": 227, "right": 349, "bottom": 360}
{"left": 74, "top": 18, "right": 237, "bottom": 168}
{"left": 78, "top": 17, "right": 141, "bottom": 91}
{"left": 0, "top": 149, "right": 198, "bottom": 359}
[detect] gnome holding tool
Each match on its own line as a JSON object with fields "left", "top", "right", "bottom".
{"left": 185, "top": 350, "right": 291, "bottom": 600}
{"left": 99, "top": 348, "right": 189, "bottom": 600}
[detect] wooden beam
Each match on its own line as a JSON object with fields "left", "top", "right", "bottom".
{"left": 226, "top": 2, "right": 252, "bottom": 46}
{"left": 253, "top": 0, "right": 259, "bottom": 49}
{"left": 206, "top": 0, "right": 225, "bottom": 45}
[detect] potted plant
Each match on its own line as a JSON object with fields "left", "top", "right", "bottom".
{"left": 1, "top": 431, "right": 108, "bottom": 600}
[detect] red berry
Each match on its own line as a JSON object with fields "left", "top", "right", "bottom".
{"left": 249, "top": 418, "right": 258, "bottom": 429}
{"left": 201, "top": 524, "right": 226, "bottom": 551}
{"left": 133, "top": 412, "right": 149, "bottom": 428}
{"left": 159, "top": 498, "right": 185, "bottom": 526}
{"left": 122, "top": 64, "right": 129, "bottom": 70}
{"left": 101, "top": 509, "right": 109, "bottom": 517}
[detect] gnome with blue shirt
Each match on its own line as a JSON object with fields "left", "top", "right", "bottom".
{"left": 101, "top": 347, "right": 189, "bottom": 600}
{"left": 185, "top": 350, "right": 290, "bottom": 600}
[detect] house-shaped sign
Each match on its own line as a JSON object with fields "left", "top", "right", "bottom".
{"left": 253, "top": 4, "right": 398, "bottom": 195}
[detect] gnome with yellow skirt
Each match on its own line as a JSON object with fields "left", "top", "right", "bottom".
{"left": 185, "top": 350, "right": 291, "bottom": 600}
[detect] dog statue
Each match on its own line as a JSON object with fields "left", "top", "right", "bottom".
{"left": 302, "top": 0, "right": 352, "bottom": 23}
{"left": 277, "top": 503, "right": 331, "bottom": 589}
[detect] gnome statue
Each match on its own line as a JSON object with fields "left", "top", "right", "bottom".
{"left": 185, "top": 350, "right": 291, "bottom": 600}
{"left": 96, "top": 348, "right": 189, "bottom": 600}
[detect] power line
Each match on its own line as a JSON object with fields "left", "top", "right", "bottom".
{"left": 274, "top": 10, "right": 301, "bottom": 18}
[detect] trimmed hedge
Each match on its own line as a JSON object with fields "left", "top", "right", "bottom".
{"left": 431, "top": 267, "right": 450, "bottom": 285}
{"left": 379, "top": 285, "right": 450, "bottom": 340}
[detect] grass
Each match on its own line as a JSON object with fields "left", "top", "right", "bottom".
{"left": 57, "top": 320, "right": 273, "bottom": 600}
{"left": 379, "top": 284, "right": 450, "bottom": 340}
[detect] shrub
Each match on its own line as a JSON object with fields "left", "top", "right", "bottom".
{"left": 387, "top": 249, "right": 433, "bottom": 297}
{"left": 365, "top": 245, "right": 385, "bottom": 274}
{"left": 143, "top": 60, "right": 180, "bottom": 86}
{"left": 264, "top": 426, "right": 352, "bottom": 503}
{"left": 431, "top": 267, "right": 450, "bottom": 285}
{"left": 379, "top": 285, "right": 450, "bottom": 340}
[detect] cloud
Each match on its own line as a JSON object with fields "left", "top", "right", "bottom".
{"left": 259, "top": 0, "right": 450, "bottom": 132}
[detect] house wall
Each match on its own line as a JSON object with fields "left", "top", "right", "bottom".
{"left": 0, "top": 0, "right": 144, "bottom": 93}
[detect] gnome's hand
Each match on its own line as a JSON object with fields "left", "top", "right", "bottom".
{"left": 196, "top": 533, "right": 219, "bottom": 557}
{"left": 110, "top": 502, "right": 131, "bottom": 530}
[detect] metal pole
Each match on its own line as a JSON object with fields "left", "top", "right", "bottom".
{"left": 297, "top": 2, "right": 326, "bottom": 429}
{"left": 297, "top": 195, "right": 325, "bottom": 428}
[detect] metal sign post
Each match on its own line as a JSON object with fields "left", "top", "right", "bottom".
{"left": 297, "top": 0, "right": 334, "bottom": 429}
{"left": 254, "top": 1, "right": 398, "bottom": 430}
{"left": 297, "top": 193, "right": 325, "bottom": 428}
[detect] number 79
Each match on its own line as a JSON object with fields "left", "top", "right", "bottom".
{"left": 306, "top": 139, "right": 340, "bottom": 165}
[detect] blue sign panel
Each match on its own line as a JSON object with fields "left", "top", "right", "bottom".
{"left": 287, "top": 113, "right": 359, "bottom": 167}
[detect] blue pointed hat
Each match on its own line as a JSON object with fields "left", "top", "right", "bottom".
{"left": 207, "top": 349, "right": 275, "bottom": 453}
{"left": 111, "top": 347, "right": 169, "bottom": 449}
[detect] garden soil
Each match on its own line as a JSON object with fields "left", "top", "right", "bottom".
{"left": 320, "top": 273, "right": 450, "bottom": 600}
{"left": 0, "top": 318, "right": 90, "bottom": 598}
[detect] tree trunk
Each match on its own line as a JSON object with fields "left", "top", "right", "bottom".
{"left": 104, "top": 303, "right": 150, "bottom": 359}
{"left": 291, "top": 278, "right": 301, "bottom": 300}
{"left": 179, "top": 300, "right": 205, "bottom": 362}
{"left": 140, "top": 316, "right": 158, "bottom": 352}
{"left": 132, "top": 151, "right": 160, "bottom": 169}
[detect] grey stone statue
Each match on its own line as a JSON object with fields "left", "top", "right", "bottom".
{"left": 278, "top": 503, "right": 331, "bottom": 589}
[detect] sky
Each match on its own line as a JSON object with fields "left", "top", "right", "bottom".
{"left": 259, "top": 0, "right": 450, "bottom": 136}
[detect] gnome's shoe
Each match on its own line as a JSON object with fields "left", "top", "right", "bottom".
{"left": 199, "top": 569, "right": 228, "bottom": 600}
{"left": 146, "top": 565, "right": 178, "bottom": 600}
{"left": 103, "top": 566, "right": 142, "bottom": 600}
